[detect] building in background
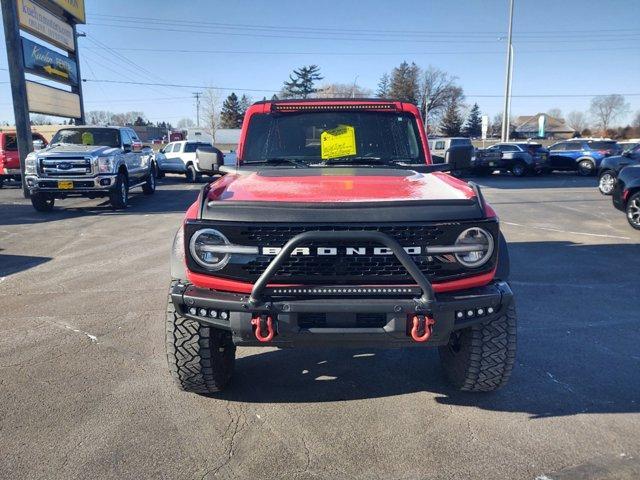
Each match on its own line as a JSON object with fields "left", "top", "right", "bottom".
{"left": 514, "top": 114, "right": 575, "bottom": 139}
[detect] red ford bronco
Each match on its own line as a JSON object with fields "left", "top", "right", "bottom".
{"left": 166, "top": 99, "right": 516, "bottom": 394}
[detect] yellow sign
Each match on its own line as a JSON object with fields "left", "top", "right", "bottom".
{"left": 51, "top": 0, "right": 85, "bottom": 23}
{"left": 44, "top": 64, "right": 69, "bottom": 79}
{"left": 17, "top": 0, "right": 75, "bottom": 51}
{"left": 321, "top": 125, "right": 356, "bottom": 160}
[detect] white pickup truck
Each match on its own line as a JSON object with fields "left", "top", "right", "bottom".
{"left": 154, "top": 141, "right": 215, "bottom": 182}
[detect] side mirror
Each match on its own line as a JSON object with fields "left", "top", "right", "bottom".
{"left": 196, "top": 146, "right": 223, "bottom": 175}
{"left": 446, "top": 144, "right": 473, "bottom": 172}
{"left": 32, "top": 139, "right": 45, "bottom": 151}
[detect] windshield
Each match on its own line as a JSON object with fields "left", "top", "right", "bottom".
{"left": 51, "top": 128, "right": 120, "bottom": 148}
{"left": 242, "top": 111, "right": 424, "bottom": 165}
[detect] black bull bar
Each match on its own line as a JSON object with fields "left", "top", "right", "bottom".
{"left": 172, "top": 229, "right": 512, "bottom": 347}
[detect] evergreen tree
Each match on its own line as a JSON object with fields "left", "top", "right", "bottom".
{"left": 377, "top": 73, "right": 390, "bottom": 98}
{"left": 462, "top": 103, "right": 482, "bottom": 137}
{"left": 282, "top": 65, "right": 323, "bottom": 99}
{"left": 220, "top": 93, "right": 243, "bottom": 129}
{"left": 388, "top": 61, "right": 420, "bottom": 104}
{"left": 440, "top": 99, "right": 463, "bottom": 136}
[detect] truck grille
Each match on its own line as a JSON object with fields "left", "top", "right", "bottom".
{"left": 39, "top": 157, "right": 92, "bottom": 176}
{"left": 185, "top": 221, "right": 499, "bottom": 286}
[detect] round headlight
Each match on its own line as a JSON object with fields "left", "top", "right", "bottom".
{"left": 454, "top": 227, "right": 494, "bottom": 268}
{"left": 189, "top": 229, "right": 231, "bottom": 270}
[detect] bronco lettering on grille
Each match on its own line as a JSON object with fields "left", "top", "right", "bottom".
{"left": 261, "top": 246, "right": 424, "bottom": 256}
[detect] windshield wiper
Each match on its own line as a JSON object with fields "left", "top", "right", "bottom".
{"left": 250, "top": 157, "right": 309, "bottom": 168}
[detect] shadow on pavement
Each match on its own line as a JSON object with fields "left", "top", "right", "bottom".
{"left": 0, "top": 176, "right": 205, "bottom": 226}
{"left": 0, "top": 251, "right": 52, "bottom": 276}
{"left": 218, "top": 241, "right": 640, "bottom": 418}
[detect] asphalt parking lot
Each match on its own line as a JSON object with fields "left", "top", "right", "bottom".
{"left": 1, "top": 173, "right": 639, "bottom": 480}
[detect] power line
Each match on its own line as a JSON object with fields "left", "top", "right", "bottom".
{"left": 87, "top": 22, "right": 640, "bottom": 44}
{"left": 80, "top": 78, "right": 640, "bottom": 98}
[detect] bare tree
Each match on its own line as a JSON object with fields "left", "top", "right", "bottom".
{"left": 546, "top": 108, "right": 563, "bottom": 120}
{"left": 419, "top": 66, "right": 464, "bottom": 126}
{"left": 589, "top": 94, "right": 630, "bottom": 133}
{"left": 177, "top": 117, "right": 195, "bottom": 129}
{"left": 201, "top": 88, "right": 221, "bottom": 142}
{"left": 316, "top": 83, "right": 372, "bottom": 99}
{"left": 566, "top": 111, "right": 588, "bottom": 132}
{"left": 633, "top": 110, "right": 640, "bottom": 130}
{"left": 87, "top": 110, "right": 113, "bottom": 125}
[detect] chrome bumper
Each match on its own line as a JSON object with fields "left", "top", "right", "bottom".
{"left": 25, "top": 174, "right": 118, "bottom": 192}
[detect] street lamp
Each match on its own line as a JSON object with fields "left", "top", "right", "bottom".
{"left": 501, "top": 0, "right": 515, "bottom": 142}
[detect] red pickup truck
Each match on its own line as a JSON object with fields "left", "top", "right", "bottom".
{"left": 166, "top": 99, "right": 516, "bottom": 395}
{"left": 0, "top": 131, "right": 47, "bottom": 187}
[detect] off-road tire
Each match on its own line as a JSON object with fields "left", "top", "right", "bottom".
{"left": 185, "top": 164, "right": 198, "bottom": 183}
{"left": 165, "top": 282, "right": 236, "bottom": 394}
{"left": 109, "top": 172, "right": 129, "bottom": 209}
{"left": 30, "top": 192, "right": 55, "bottom": 212}
{"left": 439, "top": 303, "right": 517, "bottom": 392}
{"left": 142, "top": 169, "right": 156, "bottom": 195}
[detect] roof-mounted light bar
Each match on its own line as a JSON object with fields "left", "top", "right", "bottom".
{"left": 271, "top": 103, "right": 397, "bottom": 112}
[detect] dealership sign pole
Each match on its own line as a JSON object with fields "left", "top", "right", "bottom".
{"left": 1, "top": 0, "right": 85, "bottom": 198}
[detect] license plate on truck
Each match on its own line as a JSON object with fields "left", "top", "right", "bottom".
{"left": 57, "top": 181, "right": 73, "bottom": 189}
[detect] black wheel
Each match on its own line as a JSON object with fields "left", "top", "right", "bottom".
{"left": 109, "top": 172, "right": 129, "bottom": 209}
{"left": 511, "top": 162, "right": 527, "bottom": 177}
{"left": 577, "top": 159, "right": 595, "bottom": 176}
{"left": 30, "top": 192, "right": 55, "bottom": 212}
{"left": 165, "top": 281, "right": 235, "bottom": 394}
{"left": 626, "top": 192, "right": 640, "bottom": 230}
{"left": 185, "top": 164, "right": 198, "bottom": 183}
{"left": 598, "top": 171, "right": 616, "bottom": 195}
{"left": 142, "top": 169, "right": 156, "bottom": 195}
{"left": 439, "top": 303, "right": 517, "bottom": 392}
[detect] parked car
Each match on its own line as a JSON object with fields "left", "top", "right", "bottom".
{"left": 24, "top": 126, "right": 156, "bottom": 211}
{"left": 0, "top": 131, "right": 48, "bottom": 187}
{"left": 612, "top": 164, "right": 640, "bottom": 230}
{"left": 479, "top": 142, "right": 549, "bottom": 177}
{"left": 597, "top": 144, "right": 640, "bottom": 195}
{"left": 155, "top": 140, "right": 214, "bottom": 182}
{"left": 618, "top": 139, "right": 640, "bottom": 153}
{"left": 547, "top": 139, "right": 622, "bottom": 176}
{"left": 166, "top": 98, "right": 516, "bottom": 395}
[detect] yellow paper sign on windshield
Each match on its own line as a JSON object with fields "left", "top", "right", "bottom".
{"left": 321, "top": 125, "right": 356, "bottom": 160}
{"left": 81, "top": 131, "right": 94, "bottom": 145}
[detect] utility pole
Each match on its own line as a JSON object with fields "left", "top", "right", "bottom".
{"left": 2, "top": 0, "right": 33, "bottom": 198}
{"left": 72, "top": 28, "right": 86, "bottom": 125}
{"left": 351, "top": 75, "right": 359, "bottom": 98}
{"left": 193, "top": 92, "right": 202, "bottom": 126}
{"left": 501, "top": 0, "right": 515, "bottom": 142}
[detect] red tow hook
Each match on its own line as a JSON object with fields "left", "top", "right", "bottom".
{"left": 250, "top": 315, "right": 275, "bottom": 343}
{"left": 410, "top": 315, "right": 436, "bottom": 342}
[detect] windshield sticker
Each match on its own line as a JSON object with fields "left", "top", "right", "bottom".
{"left": 81, "top": 131, "right": 94, "bottom": 145}
{"left": 321, "top": 125, "right": 356, "bottom": 160}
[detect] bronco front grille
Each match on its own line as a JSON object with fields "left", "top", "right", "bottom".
{"left": 185, "top": 221, "right": 499, "bottom": 285}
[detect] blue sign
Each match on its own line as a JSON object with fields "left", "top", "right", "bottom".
{"left": 21, "top": 37, "right": 78, "bottom": 86}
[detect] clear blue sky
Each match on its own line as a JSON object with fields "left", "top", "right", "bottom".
{"left": 2, "top": 0, "right": 639, "bottom": 126}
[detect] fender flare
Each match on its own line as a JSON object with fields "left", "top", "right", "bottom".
{"left": 170, "top": 226, "right": 187, "bottom": 281}
{"left": 495, "top": 232, "right": 510, "bottom": 281}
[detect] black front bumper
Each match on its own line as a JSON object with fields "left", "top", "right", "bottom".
{"left": 171, "top": 280, "right": 514, "bottom": 347}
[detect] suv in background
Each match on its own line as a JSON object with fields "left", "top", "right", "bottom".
{"left": 0, "top": 131, "right": 47, "bottom": 188}
{"left": 24, "top": 126, "right": 156, "bottom": 211}
{"left": 598, "top": 143, "right": 640, "bottom": 195}
{"left": 548, "top": 139, "right": 622, "bottom": 176}
{"left": 481, "top": 142, "right": 550, "bottom": 177}
{"left": 155, "top": 140, "right": 214, "bottom": 182}
{"left": 428, "top": 137, "right": 500, "bottom": 174}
